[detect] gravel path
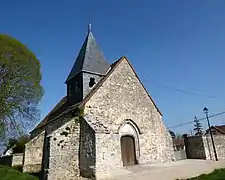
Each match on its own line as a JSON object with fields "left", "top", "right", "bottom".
{"left": 109, "top": 159, "right": 225, "bottom": 180}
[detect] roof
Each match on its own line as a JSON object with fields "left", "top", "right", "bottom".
{"left": 32, "top": 56, "right": 162, "bottom": 133}
{"left": 31, "top": 59, "right": 119, "bottom": 132}
{"left": 173, "top": 138, "right": 185, "bottom": 146}
{"left": 65, "top": 30, "right": 110, "bottom": 83}
{"left": 206, "top": 125, "right": 225, "bottom": 134}
{"left": 32, "top": 96, "right": 68, "bottom": 131}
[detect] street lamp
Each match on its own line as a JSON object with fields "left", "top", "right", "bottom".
{"left": 203, "top": 107, "right": 218, "bottom": 161}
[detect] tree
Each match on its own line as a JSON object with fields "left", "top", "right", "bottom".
{"left": 13, "top": 135, "right": 30, "bottom": 153}
{"left": 169, "top": 130, "right": 176, "bottom": 139}
{"left": 0, "top": 34, "right": 43, "bottom": 138}
{"left": 4, "top": 135, "right": 30, "bottom": 154}
{"left": 175, "top": 133, "right": 183, "bottom": 138}
{"left": 193, "top": 116, "right": 203, "bottom": 135}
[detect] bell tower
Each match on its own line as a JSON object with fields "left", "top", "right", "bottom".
{"left": 65, "top": 24, "right": 110, "bottom": 105}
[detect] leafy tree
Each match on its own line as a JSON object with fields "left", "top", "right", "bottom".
{"left": 193, "top": 116, "right": 203, "bottom": 135}
{"left": 5, "top": 138, "right": 17, "bottom": 149}
{"left": 0, "top": 34, "right": 43, "bottom": 138}
{"left": 4, "top": 135, "right": 30, "bottom": 154}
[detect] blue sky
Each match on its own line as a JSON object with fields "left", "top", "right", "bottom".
{"left": 1, "top": 0, "right": 225, "bottom": 134}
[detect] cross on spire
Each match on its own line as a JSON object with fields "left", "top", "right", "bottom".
{"left": 88, "top": 23, "right": 91, "bottom": 32}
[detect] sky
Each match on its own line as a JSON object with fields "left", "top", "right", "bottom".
{"left": 1, "top": 0, "right": 225, "bottom": 134}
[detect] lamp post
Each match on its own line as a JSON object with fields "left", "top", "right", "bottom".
{"left": 203, "top": 107, "right": 218, "bottom": 161}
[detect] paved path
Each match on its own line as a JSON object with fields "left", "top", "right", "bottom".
{"left": 109, "top": 159, "right": 225, "bottom": 180}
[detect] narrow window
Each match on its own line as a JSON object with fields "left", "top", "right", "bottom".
{"left": 89, "top": 77, "right": 96, "bottom": 88}
{"left": 68, "top": 84, "right": 72, "bottom": 96}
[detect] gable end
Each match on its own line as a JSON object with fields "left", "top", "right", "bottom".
{"left": 82, "top": 56, "right": 162, "bottom": 116}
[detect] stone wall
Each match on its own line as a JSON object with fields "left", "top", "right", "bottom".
{"left": 95, "top": 133, "right": 121, "bottom": 179}
{"left": 203, "top": 135, "right": 225, "bottom": 160}
{"left": 183, "top": 135, "right": 206, "bottom": 159}
{"left": 23, "top": 131, "right": 45, "bottom": 173}
{"left": 47, "top": 118, "right": 80, "bottom": 180}
{"left": 83, "top": 72, "right": 102, "bottom": 99}
{"left": 24, "top": 109, "right": 84, "bottom": 179}
{"left": 183, "top": 135, "right": 225, "bottom": 160}
{"left": 31, "top": 111, "right": 74, "bottom": 139}
{"left": 84, "top": 58, "right": 174, "bottom": 179}
{"left": 79, "top": 119, "right": 96, "bottom": 178}
{"left": 0, "top": 154, "right": 23, "bottom": 167}
{"left": 174, "top": 150, "right": 187, "bottom": 160}
{"left": 12, "top": 153, "right": 23, "bottom": 166}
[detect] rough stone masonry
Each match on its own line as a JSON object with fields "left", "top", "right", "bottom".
{"left": 23, "top": 26, "right": 175, "bottom": 180}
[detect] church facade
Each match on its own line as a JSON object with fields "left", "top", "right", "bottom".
{"left": 23, "top": 26, "right": 174, "bottom": 180}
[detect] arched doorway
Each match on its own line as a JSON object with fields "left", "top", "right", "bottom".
{"left": 120, "top": 135, "right": 137, "bottom": 166}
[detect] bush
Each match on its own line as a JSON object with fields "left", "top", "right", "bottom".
{"left": 0, "top": 165, "right": 38, "bottom": 180}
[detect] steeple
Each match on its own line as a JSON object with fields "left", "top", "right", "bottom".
{"left": 65, "top": 25, "right": 110, "bottom": 105}
{"left": 88, "top": 23, "right": 91, "bottom": 33}
{"left": 65, "top": 25, "right": 110, "bottom": 83}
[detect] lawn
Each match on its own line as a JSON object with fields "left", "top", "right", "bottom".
{"left": 0, "top": 165, "right": 38, "bottom": 180}
{"left": 186, "top": 169, "right": 225, "bottom": 180}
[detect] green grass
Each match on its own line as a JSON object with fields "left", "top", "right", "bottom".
{"left": 186, "top": 169, "right": 225, "bottom": 180}
{"left": 0, "top": 165, "right": 38, "bottom": 180}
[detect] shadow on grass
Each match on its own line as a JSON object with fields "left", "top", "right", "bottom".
{"left": 0, "top": 165, "right": 38, "bottom": 180}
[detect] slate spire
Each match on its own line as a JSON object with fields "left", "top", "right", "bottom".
{"left": 65, "top": 25, "right": 110, "bottom": 83}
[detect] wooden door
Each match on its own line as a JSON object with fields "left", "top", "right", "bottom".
{"left": 121, "top": 135, "right": 136, "bottom": 166}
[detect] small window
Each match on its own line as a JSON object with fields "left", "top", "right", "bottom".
{"left": 89, "top": 77, "right": 96, "bottom": 88}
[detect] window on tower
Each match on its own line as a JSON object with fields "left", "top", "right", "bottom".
{"left": 89, "top": 77, "right": 96, "bottom": 88}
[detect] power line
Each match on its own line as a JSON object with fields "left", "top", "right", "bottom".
{"left": 157, "top": 84, "right": 225, "bottom": 99}
{"left": 140, "top": 79, "right": 225, "bottom": 128}
{"left": 142, "top": 78, "right": 225, "bottom": 99}
{"left": 168, "top": 111, "right": 225, "bottom": 129}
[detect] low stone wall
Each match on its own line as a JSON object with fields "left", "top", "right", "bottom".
{"left": 203, "top": 135, "right": 225, "bottom": 160}
{"left": 174, "top": 150, "right": 187, "bottom": 160}
{"left": 183, "top": 135, "right": 225, "bottom": 160}
{"left": 12, "top": 153, "right": 23, "bottom": 166}
{"left": 0, "top": 153, "right": 23, "bottom": 167}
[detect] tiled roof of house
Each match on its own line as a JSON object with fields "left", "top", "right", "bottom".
{"left": 205, "top": 125, "right": 225, "bottom": 134}
{"left": 214, "top": 125, "right": 225, "bottom": 133}
{"left": 173, "top": 138, "right": 185, "bottom": 146}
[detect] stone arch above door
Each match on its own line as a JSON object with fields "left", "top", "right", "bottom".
{"left": 118, "top": 119, "right": 140, "bottom": 164}
{"left": 117, "top": 119, "right": 141, "bottom": 135}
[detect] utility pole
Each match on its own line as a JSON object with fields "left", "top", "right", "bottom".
{"left": 203, "top": 107, "right": 218, "bottom": 161}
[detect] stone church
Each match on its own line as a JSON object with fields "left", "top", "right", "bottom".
{"left": 23, "top": 25, "right": 174, "bottom": 180}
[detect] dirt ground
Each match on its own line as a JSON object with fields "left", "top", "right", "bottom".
{"left": 109, "top": 159, "right": 225, "bottom": 180}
